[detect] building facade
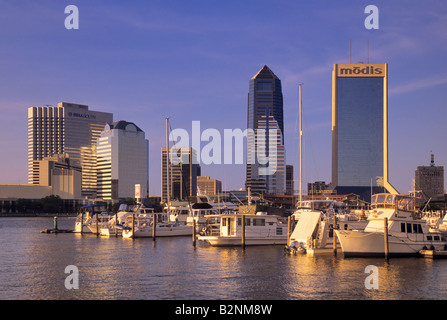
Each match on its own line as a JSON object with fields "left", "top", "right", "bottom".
{"left": 28, "top": 102, "right": 113, "bottom": 198}
{"left": 246, "top": 65, "right": 285, "bottom": 195}
{"left": 161, "top": 147, "right": 201, "bottom": 202}
{"left": 96, "top": 120, "right": 149, "bottom": 200}
{"left": 331, "top": 63, "right": 397, "bottom": 201}
{"left": 415, "top": 154, "right": 444, "bottom": 199}
{"left": 197, "top": 176, "right": 222, "bottom": 196}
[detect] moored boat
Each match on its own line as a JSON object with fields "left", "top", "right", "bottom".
{"left": 335, "top": 193, "right": 447, "bottom": 257}
{"left": 198, "top": 212, "right": 288, "bottom": 246}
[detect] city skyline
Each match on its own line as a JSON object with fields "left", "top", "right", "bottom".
{"left": 1, "top": 1, "right": 447, "bottom": 197}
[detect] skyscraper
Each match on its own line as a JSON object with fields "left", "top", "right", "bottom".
{"left": 246, "top": 65, "right": 285, "bottom": 195}
{"left": 96, "top": 120, "right": 149, "bottom": 200}
{"left": 161, "top": 147, "right": 201, "bottom": 202}
{"left": 28, "top": 102, "right": 113, "bottom": 198}
{"left": 331, "top": 63, "right": 398, "bottom": 200}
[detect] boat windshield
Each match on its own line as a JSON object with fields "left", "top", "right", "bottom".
{"left": 371, "top": 194, "right": 415, "bottom": 212}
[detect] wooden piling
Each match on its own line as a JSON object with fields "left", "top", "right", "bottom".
{"left": 287, "top": 215, "right": 292, "bottom": 246}
{"left": 152, "top": 214, "right": 157, "bottom": 241}
{"left": 241, "top": 215, "right": 246, "bottom": 249}
{"left": 80, "top": 212, "right": 84, "bottom": 235}
{"left": 132, "top": 214, "right": 135, "bottom": 239}
{"left": 384, "top": 217, "right": 389, "bottom": 259}
{"left": 333, "top": 214, "right": 337, "bottom": 255}
{"left": 96, "top": 214, "right": 99, "bottom": 236}
{"left": 115, "top": 212, "right": 118, "bottom": 237}
{"left": 192, "top": 219, "right": 197, "bottom": 247}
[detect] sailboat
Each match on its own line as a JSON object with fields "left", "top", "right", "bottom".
{"left": 285, "top": 84, "right": 367, "bottom": 255}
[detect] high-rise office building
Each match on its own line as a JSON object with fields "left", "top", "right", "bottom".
{"left": 197, "top": 176, "right": 222, "bottom": 196}
{"left": 96, "top": 120, "right": 149, "bottom": 200}
{"left": 246, "top": 65, "right": 285, "bottom": 195}
{"left": 331, "top": 63, "right": 398, "bottom": 201}
{"left": 161, "top": 147, "right": 201, "bottom": 202}
{"left": 415, "top": 154, "right": 444, "bottom": 199}
{"left": 27, "top": 102, "right": 113, "bottom": 198}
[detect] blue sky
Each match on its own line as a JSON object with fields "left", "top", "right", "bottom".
{"left": 1, "top": 0, "right": 446, "bottom": 196}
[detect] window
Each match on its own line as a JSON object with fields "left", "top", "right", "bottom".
{"left": 407, "top": 223, "right": 412, "bottom": 233}
{"left": 401, "top": 223, "right": 406, "bottom": 233}
{"left": 413, "top": 224, "right": 418, "bottom": 234}
{"left": 276, "top": 227, "right": 283, "bottom": 235}
{"left": 427, "top": 236, "right": 432, "bottom": 241}
{"left": 253, "top": 218, "right": 265, "bottom": 226}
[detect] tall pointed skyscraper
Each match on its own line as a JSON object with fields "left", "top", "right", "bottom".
{"left": 246, "top": 65, "right": 285, "bottom": 195}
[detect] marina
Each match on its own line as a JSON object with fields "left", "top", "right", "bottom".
{"left": 2, "top": 216, "right": 447, "bottom": 300}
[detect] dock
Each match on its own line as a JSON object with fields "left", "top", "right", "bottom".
{"left": 40, "top": 228, "right": 74, "bottom": 234}
{"left": 419, "top": 249, "right": 447, "bottom": 259}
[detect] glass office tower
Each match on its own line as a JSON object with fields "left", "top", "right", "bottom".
{"left": 331, "top": 63, "right": 398, "bottom": 200}
{"left": 246, "top": 65, "right": 285, "bottom": 195}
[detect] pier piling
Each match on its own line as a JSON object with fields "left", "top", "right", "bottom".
{"left": 152, "top": 214, "right": 157, "bottom": 241}
{"left": 241, "top": 214, "right": 246, "bottom": 249}
{"left": 384, "top": 217, "right": 389, "bottom": 259}
{"left": 192, "top": 219, "right": 196, "bottom": 247}
{"left": 333, "top": 214, "right": 337, "bottom": 255}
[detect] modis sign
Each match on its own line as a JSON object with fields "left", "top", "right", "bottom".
{"left": 335, "top": 64, "right": 386, "bottom": 77}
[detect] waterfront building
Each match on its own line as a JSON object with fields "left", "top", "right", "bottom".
{"left": 246, "top": 65, "right": 286, "bottom": 195}
{"left": 197, "top": 176, "right": 222, "bottom": 196}
{"left": 161, "top": 147, "right": 201, "bottom": 202}
{"left": 331, "top": 63, "right": 398, "bottom": 201}
{"left": 308, "top": 181, "right": 332, "bottom": 196}
{"left": 96, "top": 120, "right": 149, "bottom": 201}
{"left": 30, "top": 154, "right": 81, "bottom": 199}
{"left": 28, "top": 102, "right": 113, "bottom": 198}
{"left": 415, "top": 153, "right": 444, "bottom": 199}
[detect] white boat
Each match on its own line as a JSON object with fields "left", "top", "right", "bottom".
{"left": 198, "top": 212, "right": 288, "bottom": 246}
{"left": 74, "top": 204, "right": 108, "bottom": 233}
{"left": 285, "top": 199, "right": 368, "bottom": 254}
{"left": 100, "top": 203, "right": 155, "bottom": 236}
{"left": 122, "top": 213, "right": 193, "bottom": 238}
{"left": 335, "top": 193, "right": 447, "bottom": 257}
{"left": 186, "top": 202, "right": 220, "bottom": 228}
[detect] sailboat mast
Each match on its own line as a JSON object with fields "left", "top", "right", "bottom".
{"left": 299, "top": 83, "right": 303, "bottom": 203}
{"left": 166, "top": 117, "right": 171, "bottom": 210}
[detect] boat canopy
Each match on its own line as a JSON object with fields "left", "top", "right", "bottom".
{"left": 371, "top": 194, "right": 415, "bottom": 212}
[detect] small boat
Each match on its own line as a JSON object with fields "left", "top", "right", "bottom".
{"left": 74, "top": 204, "right": 108, "bottom": 233}
{"left": 198, "top": 212, "right": 288, "bottom": 246}
{"left": 335, "top": 193, "right": 447, "bottom": 257}
{"left": 100, "top": 203, "right": 155, "bottom": 236}
{"left": 122, "top": 213, "right": 193, "bottom": 238}
{"left": 285, "top": 199, "right": 368, "bottom": 255}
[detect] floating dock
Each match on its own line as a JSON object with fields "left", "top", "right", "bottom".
{"left": 419, "top": 249, "right": 447, "bottom": 259}
{"left": 40, "top": 228, "right": 74, "bottom": 234}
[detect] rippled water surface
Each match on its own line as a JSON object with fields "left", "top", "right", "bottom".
{"left": 1, "top": 217, "right": 446, "bottom": 300}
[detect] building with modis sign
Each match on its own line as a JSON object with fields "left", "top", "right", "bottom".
{"left": 331, "top": 63, "right": 398, "bottom": 201}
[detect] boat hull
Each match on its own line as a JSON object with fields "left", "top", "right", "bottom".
{"left": 122, "top": 225, "right": 193, "bottom": 238}
{"left": 335, "top": 229, "right": 447, "bottom": 257}
{"left": 198, "top": 235, "right": 287, "bottom": 246}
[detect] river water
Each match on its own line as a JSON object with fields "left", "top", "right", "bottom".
{"left": 1, "top": 217, "right": 446, "bottom": 300}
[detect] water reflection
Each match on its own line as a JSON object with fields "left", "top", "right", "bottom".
{"left": 1, "top": 217, "right": 447, "bottom": 300}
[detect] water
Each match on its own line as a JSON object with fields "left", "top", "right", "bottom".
{"left": 1, "top": 217, "right": 447, "bottom": 300}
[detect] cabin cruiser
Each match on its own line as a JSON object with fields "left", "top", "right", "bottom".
{"left": 335, "top": 193, "right": 447, "bottom": 257}
{"left": 285, "top": 199, "right": 368, "bottom": 254}
{"left": 74, "top": 204, "right": 109, "bottom": 233}
{"left": 122, "top": 212, "right": 192, "bottom": 238}
{"left": 198, "top": 212, "right": 288, "bottom": 246}
{"left": 100, "top": 203, "right": 155, "bottom": 236}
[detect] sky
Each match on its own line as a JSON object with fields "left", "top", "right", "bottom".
{"left": 0, "top": 0, "right": 446, "bottom": 197}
